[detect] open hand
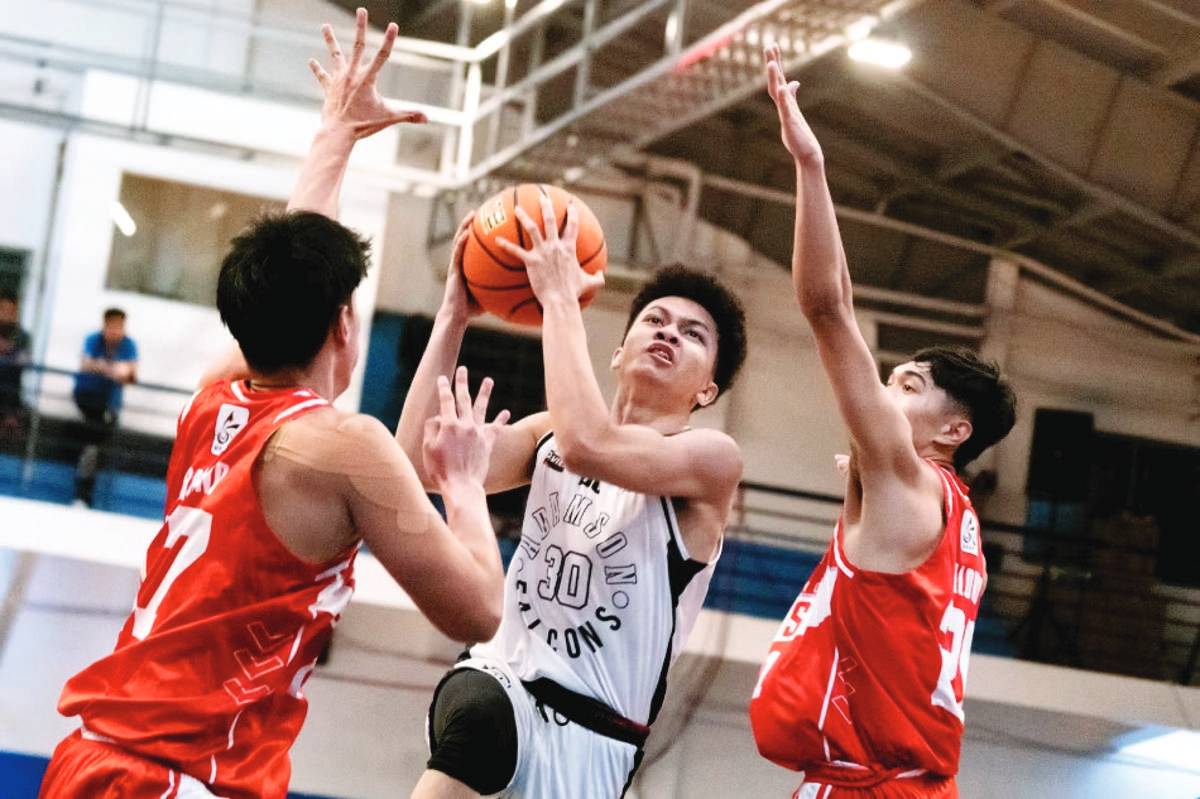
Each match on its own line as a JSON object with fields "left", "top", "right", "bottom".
{"left": 440, "top": 214, "right": 484, "bottom": 322}
{"left": 423, "top": 367, "right": 510, "bottom": 488}
{"left": 308, "top": 7, "right": 427, "bottom": 139}
{"left": 764, "top": 43, "right": 822, "bottom": 164}
{"left": 496, "top": 193, "right": 605, "bottom": 307}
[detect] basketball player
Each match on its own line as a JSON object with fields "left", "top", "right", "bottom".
{"left": 398, "top": 199, "right": 748, "bottom": 797}
{"left": 39, "top": 11, "right": 507, "bottom": 798}
{"left": 748, "top": 45, "right": 1017, "bottom": 799}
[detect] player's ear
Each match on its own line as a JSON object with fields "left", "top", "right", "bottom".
{"left": 935, "top": 415, "right": 972, "bottom": 449}
{"left": 610, "top": 345, "right": 623, "bottom": 372}
{"left": 694, "top": 380, "right": 719, "bottom": 408}
{"left": 333, "top": 304, "right": 353, "bottom": 346}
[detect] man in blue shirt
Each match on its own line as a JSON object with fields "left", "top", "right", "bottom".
{"left": 72, "top": 307, "right": 138, "bottom": 506}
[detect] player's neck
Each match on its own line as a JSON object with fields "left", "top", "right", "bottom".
{"left": 247, "top": 363, "right": 335, "bottom": 400}
{"left": 610, "top": 384, "right": 691, "bottom": 434}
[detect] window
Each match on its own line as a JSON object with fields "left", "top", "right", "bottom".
{"left": 105, "top": 174, "right": 284, "bottom": 306}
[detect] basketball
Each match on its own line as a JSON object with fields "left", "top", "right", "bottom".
{"left": 462, "top": 183, "right": 608, "bottom": 326}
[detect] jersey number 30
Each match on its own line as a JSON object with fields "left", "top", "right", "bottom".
{"left": 131, "top": 506, "right": 213, "bottom": 640}
{"left": 931, "top": 602, "right": 975, "bottom": 722}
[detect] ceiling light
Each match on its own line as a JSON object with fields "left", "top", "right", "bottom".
{"left": 848, "top": 37, "right": 911, "bottom": 69}
{"left": 110, "top": 201, "right": 137, "bottom": 237}
{"left": 471, "top": 0, "right": 494, "bottom": 6}
{"left": 505, "top": 0, "right": 517, "bottom": 8}
{"left": 563, "top": 166, "right": 585, "bottom": 183}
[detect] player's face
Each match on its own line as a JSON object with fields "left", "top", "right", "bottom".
{"left": 0, "top": 300, "right": 16, "bottom": 326}
{"left": 615, "top": 296, "right": 719, "bottom": 407}
{"left": 885, "top": 361, "right": 968, "bottom": 451}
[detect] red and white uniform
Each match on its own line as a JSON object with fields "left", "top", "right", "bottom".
{"left": 750, "top": 463, "right": 985, "bottom": 798}
{"left": 44, "top": 380, "right": 358, "bottom": 799}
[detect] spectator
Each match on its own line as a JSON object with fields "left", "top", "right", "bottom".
{"left": 73, "top": 307, "right": 138, "bottom": 506}
{"left": 0, "top": 290, "right": 30, "bottom": 437}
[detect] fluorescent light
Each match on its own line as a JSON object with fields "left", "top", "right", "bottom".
{"left": 848, "top": 37, "right": 911, "bottom": 69}
{"left": 1118, "top": 729, "right": 1200, "bottom": 771}
{"left": 471, "top": 0, "right": 493, "bottom": 6}
{"left": 665, "top": 13, "right": 679, "bottom": 44}
{"left": 563, "top": 166, "right": 584, "bottom": 182}
{"left": 505, "top": 0, "right": 517, "bottom": 8}
{"left": 110, "top": 201, "right": 137, "bottom": 237}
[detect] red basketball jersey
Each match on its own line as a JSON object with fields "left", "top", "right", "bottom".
{"left": 750, "top": 463, "right": 985, "bottom": 790}
{"left": 58, "top": 380, "right": 358, "bottom": 799}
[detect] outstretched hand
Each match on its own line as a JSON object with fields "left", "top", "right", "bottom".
{"left": 764, "top": 43, "right": 822, "bottom": 164}
{"left": 496, "top": 194, "right": 605, "bottom": 307}
{"left": 423, "top": 367, "right": 510, "bottom": 488}
{"left": 308, "top": 7, "right": 427, "bottom": 139}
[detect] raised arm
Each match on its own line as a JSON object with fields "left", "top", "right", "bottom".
{"left": 199, "top": 9, "right": 424, "bottom": 390}
{"left": 496, "top": 198, "right": 743, "bottom": 508}
{"left": 765, "top": 45, "right": 921, "bottom": 480}
{"left": 289, "top": 9, "right": 426, "bottom": 216}
{"left": 395, "top": 219, "right": 550, "bottom": 493}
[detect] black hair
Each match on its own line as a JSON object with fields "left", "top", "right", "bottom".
{"left": 103, "top": 307, "right": 126, "bottom": 321}
{"left": 912, "top": 345, "right": 1017, "bottom": 469}
{"left": 0, "top": 290, "right": 16, "bottom": 305}
{"left": 624, "top": 264, "right": 747, "bottom": 397}
{"left": 217, "top": 211, "right": 370, "bottom": 373}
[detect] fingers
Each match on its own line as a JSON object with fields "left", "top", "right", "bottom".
{"left": 472, "top": 377, "right": 494, "bottom": 424}
{"left": 562, "top": 202, "right": 580, "bottom": 245}
{"left": 454, "top": 366, "right": 473, "bottom": 420}
{"left": 365, "top": 22, "right": 399, "bottom": 83}
{"left": 495, "top": 237, "right": 528, "bottom": 260}
{"left": 490, "top": 409, "right": 512, "bottom": 427}
{"left": 308, "top": 58, "right": 331, "bottom": 89}
{"left": 436, "top": 374, "right": 455, "bottom": 419}
{"left": 513, "top": 205, "right": 543, "bottom": 246}
{"left": 322, "top": 23, "right": 345, "bottom": 68}
{"left": 349, "top": 7, "right": 367, "bottom": 78}
{"left": 538, "top": 191, "right": 558, "bottom": 242}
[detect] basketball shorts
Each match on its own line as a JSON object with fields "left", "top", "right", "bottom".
{"left": 425, "top": 655, "right": 643, "bottom": 798}
{"left": 39, "top": 728, "right": 225, "bottom": 799}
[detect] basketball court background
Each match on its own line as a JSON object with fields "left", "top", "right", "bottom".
{"left": 1, "top": 0, "right": 1199, "bottom": 796}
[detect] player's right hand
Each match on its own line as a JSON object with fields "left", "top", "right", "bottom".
{"left": 440, "top": 214, "right": 484, "bottom": 322}
{"left": 423, "top": 367, "right": 510, "bottom": 488}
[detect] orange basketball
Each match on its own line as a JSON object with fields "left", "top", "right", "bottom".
{"left": 462, "top": 183, "right": 607, "bottom": 326}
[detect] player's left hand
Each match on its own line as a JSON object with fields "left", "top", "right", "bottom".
{"left": 308, "top": 7, "right": 427, "bottom": 139}
{"left": 496, "top": 193, "right": 605, "bottom": 307}
{"left": 764, "top": 43, "right": 823, "bottom": 165}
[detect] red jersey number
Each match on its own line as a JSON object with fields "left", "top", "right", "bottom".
{"left": 131, "top": 506, "right": 213, "bottom": 640}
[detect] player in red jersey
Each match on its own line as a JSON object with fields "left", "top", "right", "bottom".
{"left": 39, "top": 10, "right": 506, "bottom": 799}
{"left": 748, "top": 45, "right": 1017, "bottom": 799}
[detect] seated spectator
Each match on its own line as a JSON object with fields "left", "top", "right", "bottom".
{"left": 0, "top": 290, "right": 30, "bottom": 438}
{"left": 72, "top": 307, "right": 138, "bottom": 506}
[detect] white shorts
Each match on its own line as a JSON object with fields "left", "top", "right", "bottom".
{"left": 439, "top": 655, "right": 642, "bottom": 799}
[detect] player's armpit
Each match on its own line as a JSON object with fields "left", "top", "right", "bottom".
{"left": 480, "top": 411, "right": 551, "bottom": 493}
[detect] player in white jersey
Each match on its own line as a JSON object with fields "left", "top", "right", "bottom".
{"left": 398, "top": 195, "right": 748, "bottom": 799}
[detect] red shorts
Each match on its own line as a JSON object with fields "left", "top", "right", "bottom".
{"left": 793, "top": 774, "right": 957, "bottom": 799}
{"left": 39, "top": 729, "right": 214, "bottom": 799}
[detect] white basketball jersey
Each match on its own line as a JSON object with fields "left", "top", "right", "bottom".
{"left": 471, "top": 432, "right": 719, "bottom": 726}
